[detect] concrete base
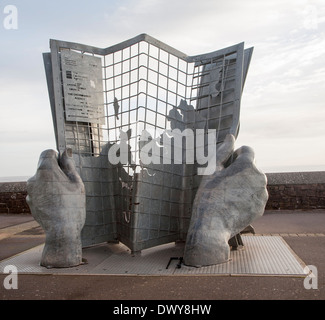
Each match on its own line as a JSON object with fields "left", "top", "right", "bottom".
{"left": 0, "top": 236, "right": 306, "bottom": 276}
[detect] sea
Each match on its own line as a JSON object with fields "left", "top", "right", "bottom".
{"left": 0, "top": 176, "right": 31, "bottom": 182}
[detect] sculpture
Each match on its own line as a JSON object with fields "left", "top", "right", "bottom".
{"left": 26, "top": 149, "right": 86, "bottom": 268}
{"left": 39, "top": 34, "right": 269, "bottom": 267}
{"left": 184, "top": 134, "right": 269, "bottom": 267}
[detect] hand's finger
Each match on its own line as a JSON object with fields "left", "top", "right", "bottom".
{"left": 59, "top": 148, "right": 83, "bottom": 184}
{"left": 27, "top": 149, "right": 63, "bottom": 195}
{"left": 36, "top": 149, "right": 59, "bottom": 170}
{"left": 230, "top": 145, "right": 256, "bottom": 168}
{"left": 34, "top": 149, "right": 66, "bottom": 181}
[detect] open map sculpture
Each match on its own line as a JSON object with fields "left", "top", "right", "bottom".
{"left": 27, "top": 34, "right": 268, "bottom": 268}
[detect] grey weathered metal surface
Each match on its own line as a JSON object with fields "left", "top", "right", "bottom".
{"left": 43, "top": 34, "right": 253, "bottom": 252}
{"left": 60, "top": 50, "right": 105, "bottom": 124}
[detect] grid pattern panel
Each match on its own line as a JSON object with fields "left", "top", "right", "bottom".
{"left": 100, "top": 42, "right": 195, "bottom": 251}
{"left": 46, "top": 35, "right": 248, "bottom": 251}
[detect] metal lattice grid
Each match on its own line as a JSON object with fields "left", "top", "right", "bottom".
{"left": 43, "top": 34, "right": 253, "bottom": 252}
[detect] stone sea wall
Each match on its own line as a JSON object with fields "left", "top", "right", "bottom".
{"left": 265, "top": 172, "right": 325, "bottom": 210}
{"left": 0, "top": 182, "right": 30, "bottom": 214}
{"left": 1, "top": 171, "right": 325, "bottom": 214}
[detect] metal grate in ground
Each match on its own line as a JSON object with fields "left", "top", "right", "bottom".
{"left": 0, "top": 236, "right": 306, "bottom": 276}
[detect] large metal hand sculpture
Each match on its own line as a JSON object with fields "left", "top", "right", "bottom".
{"left": 26, "top": 149, "right": 86, "bottom": 268}
{"left": 184, "top": 134, "right": 269, "bottom": 267}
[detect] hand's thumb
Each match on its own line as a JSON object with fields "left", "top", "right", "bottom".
{"left": 59, "top": 149, "right": 82, "bottom": 184}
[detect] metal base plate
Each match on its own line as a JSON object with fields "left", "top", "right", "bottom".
{"left": 0, "top": 236, "right": 306, "bottom": 276}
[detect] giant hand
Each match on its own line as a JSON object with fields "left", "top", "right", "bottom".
{"left": 184, "top": 134, "right": 269, "bottom": 267}
{"left": 26, "top": 149, "right": 86, "bottom": 268}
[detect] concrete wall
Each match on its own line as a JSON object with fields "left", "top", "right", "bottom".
{"left": 1, "top": 171, "right": 325, "bottom": 214}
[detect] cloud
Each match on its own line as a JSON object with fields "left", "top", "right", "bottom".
{"left": 1, "top": 0, "right": 325, "bottom": 177}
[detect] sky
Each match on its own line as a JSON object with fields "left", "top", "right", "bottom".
{"left": 0, "top": 0, "right": 324, "bottom": 179}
